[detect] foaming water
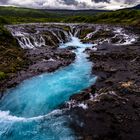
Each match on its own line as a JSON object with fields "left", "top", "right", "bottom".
{"left": 0, "top": 37, "right": 97, "bottom": 140}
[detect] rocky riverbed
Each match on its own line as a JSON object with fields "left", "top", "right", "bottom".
{"left": 0, "top": 23, "right": 140, "bottom": 139}
{"left": 0, "top": 47, "right": 75, "bottom": 95}
{"left": 67, "top": 37, "right": 140, "bottom": 139}
{"left": 0, "top": 23, "right": 78, "bottom": 94}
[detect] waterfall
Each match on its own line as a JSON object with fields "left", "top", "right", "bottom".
{"left": 6, "top": 23, "right": 137, "bottom": 49}
{"left": 6, "top": 24, "right": 73, "bottom": 49}
{"left": 15, "top": 35, "right": 46, "bottom": 49}
{"left": 6, "top": 23, "right": 96, "bottom": 49}
{"left": 69, "top": 25, "right": 81, "bottom": 37}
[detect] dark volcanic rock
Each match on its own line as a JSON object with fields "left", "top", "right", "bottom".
{"left": 69, "top": 90, "right": 140, "bottom": 140}
{"left": 68, "top": 32, "right": 140, "bottom": 140}
{"left": 90, "top": 44, "right": 140, "bottom": 90}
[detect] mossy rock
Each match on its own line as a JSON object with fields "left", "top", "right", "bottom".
{"left": 0, "top": 71, "right": 7, "bottom": 80}
{"left": 80, "top": 28, "right": 95, "bottom": 39}
{"left": 0, "top": 16, "right": 10, "bottom": 25}
{"left": 0, "top": 26, "right": 28, "bottom": 78}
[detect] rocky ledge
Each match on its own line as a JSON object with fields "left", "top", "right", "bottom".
{"left": 0, "top": 47, "right": 75, "bottom": 95}
{"left": 67, "top": 42, "right": 140, "bottom": 140}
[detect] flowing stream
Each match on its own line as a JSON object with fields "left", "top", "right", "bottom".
{"left": 0, "top": 23, "right": 138, "bottom": 140}
{"left": 0, "top": 36, "right": 97, "bottom": 140}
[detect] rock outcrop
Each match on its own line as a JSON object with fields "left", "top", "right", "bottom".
{"left": 66, "top": 27, "right": 140, "bottom": 140}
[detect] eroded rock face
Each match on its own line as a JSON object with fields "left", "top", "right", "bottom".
{"left": 66, "top": 27, "right": 140, "bottom": 140}
{"left": 89, "top": 44, "right": 140, "bottom": 90}
{"left": 68, "top": 89, "right": 140, "bottom": 140}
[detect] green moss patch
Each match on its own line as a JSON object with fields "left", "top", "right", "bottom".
{"left": 0, "top": 71, "right": 6, "bottom": 80}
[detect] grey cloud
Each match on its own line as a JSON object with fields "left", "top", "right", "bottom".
{"left": 0, "top": 0, "right": 139, "bottom": 10}
{"left": 92, "top": 0, "right": 110, "bottom": 3}
{"left": 63, "top": 0, "right": 79, "bottom": 5}
{"left": 0, "top": 0, "right": 9, "bottom": 5}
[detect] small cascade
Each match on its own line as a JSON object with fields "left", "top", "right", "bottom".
{"left": 69, "top": 25, "right": 75, "bottom": 36}
{"left": 6, "top": 23, "right": 138, "bottom": 49}
{"left": 69, "top": 25, "right": 82, "bottom": 37}
{"left": 84, "top": 26, "right": 100, "bottom": 40}
{"left": 74, "top": 27, "right": 81, "bottom": 37}
{"left": 111, "top": 27, "right": 138, "bottom": 45}
{"left": 6, "top": 24, "right": 72, "bottom": 49}
{"left": 16, "top": 34, "right": 46, "bottom": 49}
{"left": 83, "top": 25, "right": 138, "bottom": 45}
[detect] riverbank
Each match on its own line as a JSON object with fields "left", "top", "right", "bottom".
{"left": 0, "top": 47, "right": 75, "bottom": 95}
{"left": 68, "top": 34, "right": 140, "bottom": 139}
{"left": 0, "top": 24, "right": 76, "bottom": 94}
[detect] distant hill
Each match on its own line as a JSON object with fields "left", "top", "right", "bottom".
{"left": 124, "top": 4, "right": 140, "bottom": 10}
{"left": 131, "top": 4, "right": 140, "bottom": 10}
{"left": 0, "top": 6, "right": 139, "bottom": 26}
{"left": 0, "top": 6, "right": 110, "bottom": 18}
{"left": 0, "top": 6, "right": 54, "bottom": 18}
{"left": 42, "top": 9, "right": 110, "bottom": 17}
{"left": 0, "top": 6, "right": 111, "bottom": 23}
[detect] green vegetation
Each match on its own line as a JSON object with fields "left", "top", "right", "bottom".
{"left": 0, "top": 6, "right": 139, "bottom": 26}
{"left": 0, "top": 6, "right": 64, "bottom": 24}
{"left": 64, "top": 10, "right": 140, "bottom": 26}
{"left": 0, "top": 16, "right": 27, "bottom": 81}
{"left": 0, "top": 6, "right": 54, "bottom": 18}
{"left": 0, "top": 72, "right": 6, "bottom": 80}
{"left": 0, "top": 6, "right": 106, "bottom": 19}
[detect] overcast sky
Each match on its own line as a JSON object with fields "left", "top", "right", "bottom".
{"left": 0, "top": 0, "right": 139, "bottom": 10}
